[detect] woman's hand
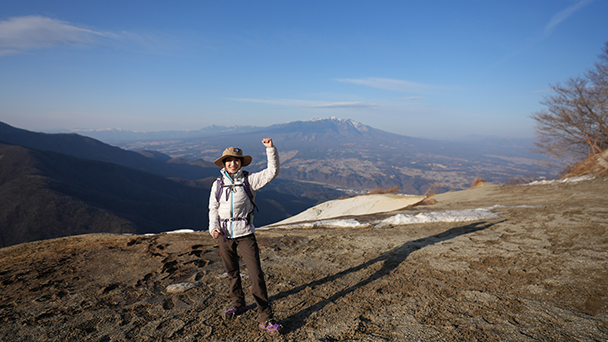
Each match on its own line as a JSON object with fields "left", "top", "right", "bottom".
{"left": 212, "top": 229, "right": 220, "bottom": 239}
{"left": 262, "top": 137, "right": 274, "bottom": 148}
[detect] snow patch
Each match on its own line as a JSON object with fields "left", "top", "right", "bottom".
{"left": 377, "top": 208, "right": 499, "bottom": 226}
{"left": 268, "top": 219, "right": 369, "bottom": 229}
{"left": 262, "top": 205, "right": 542, "bottom": 230}
{"left": 133, "top": 229, "right": 198, "bottom": 237}
{"left": 526, "top": 175, "right": 595, "bottom": 185}
{"left": 165, "top": 229, "right": 196, "bottom": 234}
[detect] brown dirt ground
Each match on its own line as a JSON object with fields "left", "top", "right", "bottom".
{"left": 1, "top": 178, "right": 607, "bottom": 341}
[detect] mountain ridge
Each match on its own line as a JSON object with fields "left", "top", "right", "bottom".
{"left": 0, "top": 122, "right": 347, "bottom": 247}
{"left": 0, "top": 121, "right": 217, "bottom": 181}
{"left": 53, "top": 117, "right": 528, "bottom": 144}
{"left": 0, "top": 142, "right": 208, "bottom": 247}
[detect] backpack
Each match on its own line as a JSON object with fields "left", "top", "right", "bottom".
{"left": 215, "top": 170, "right": 259, "bottom": 217}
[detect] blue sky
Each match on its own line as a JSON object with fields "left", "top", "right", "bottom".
{"left": 1, "top": 0, "right": 606, "bottom": 139}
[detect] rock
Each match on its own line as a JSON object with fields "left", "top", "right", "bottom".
{"left": 166, "top": 282, "right": 198, "bottom": 293}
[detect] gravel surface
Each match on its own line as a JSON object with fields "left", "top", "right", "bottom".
{"left": 1, "top": 178, "right": 607, "bottom": 341}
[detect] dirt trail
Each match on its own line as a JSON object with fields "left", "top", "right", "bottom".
{"left": 1, "top": 178, "right": 607, "bottom": 341}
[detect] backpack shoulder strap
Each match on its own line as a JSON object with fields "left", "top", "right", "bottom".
{"left": 215, "top": 177, "right": 224, "bottom": 203}
{"left": 242, "top": 171, "right": 258, "bottom": 212}
{"left": 241, "top": 171, "right": 252, "bottom": 198}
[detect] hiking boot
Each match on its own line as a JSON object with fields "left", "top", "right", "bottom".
{"left": 259, "top": 319, "right": 283, "bottom": 333}
{"left": 222, "top": 306, "right": 248, "bottom": 319}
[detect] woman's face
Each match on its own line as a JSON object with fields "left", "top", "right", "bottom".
{"left": 223, "top": 157, "right": 242, "bottom": 174}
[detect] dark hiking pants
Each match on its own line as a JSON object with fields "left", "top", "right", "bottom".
{"left": 218, "top": 233, "right": 273, "bottom": 322}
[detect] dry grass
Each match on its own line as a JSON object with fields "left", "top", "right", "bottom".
{"left": 366, "top": 186, "right": 401, "bottom": 195}
{"left": 470, "top": 177, "right": 486, "bottom": 189}
{"left": 564, "top": 149, "right": 608, "bottom": 178}
{"left": 419, "top": 198, "right": 437, "bottom": 205}
{"left": 409, "top": 183, "right": 442, "bottom": 207}
{"left": 424, "top": 182, "right": 441, "bottom": 197}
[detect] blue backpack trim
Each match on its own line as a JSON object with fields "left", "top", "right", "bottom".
{"left": 215, "top": 170, "right": 259, "bottom": 215}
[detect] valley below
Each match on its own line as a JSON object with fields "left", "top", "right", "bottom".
{"left": 113, "top": 118, "right": 555, "bottom": 195}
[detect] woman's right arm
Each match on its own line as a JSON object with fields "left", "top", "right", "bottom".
{"left": 208, "top": 180, "right": 221, "bottom": 238}
{"left": 249, "top": 141, "right": 280, "bottom": 191}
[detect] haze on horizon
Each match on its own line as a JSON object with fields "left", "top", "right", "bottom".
{"left": 1, "top": 0, "right": 606, "bottom": 139}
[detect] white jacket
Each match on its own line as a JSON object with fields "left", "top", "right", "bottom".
{"left": 208, "top": 146, "right": 279, "bottom": 238}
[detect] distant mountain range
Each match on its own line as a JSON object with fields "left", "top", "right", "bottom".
{"left": 0, "top": 118, "right": 558, "bottom": 247}
{"left": 0, "top": 121, "right": 345, "bottom": 247}
{"left": 79, "top": 117, "right": 556, "bottom": 194}
{"left": 49, "top": 124, "right": 262, "bottom": 143}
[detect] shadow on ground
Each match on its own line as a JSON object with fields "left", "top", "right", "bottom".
{"left": 271, "top": 220, "right": 500, "bottom": 333}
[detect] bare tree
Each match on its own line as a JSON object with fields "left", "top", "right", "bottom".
{"left": 531, "top": 42, "right": 608, "bottom": 167}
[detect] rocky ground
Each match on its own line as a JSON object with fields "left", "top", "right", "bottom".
{"left": 1, "top": 177, "right": 607, "bottom": 341}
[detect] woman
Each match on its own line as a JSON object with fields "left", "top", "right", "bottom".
{"left": 208, "top": 137, "right": 282, "bottom": 333}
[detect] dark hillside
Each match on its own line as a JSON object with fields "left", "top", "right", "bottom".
{"left": 0, "top": 143, "right": 209, "bottom": 247}
{"left": 0, "top": 142, "right": 342, "bottom": 247}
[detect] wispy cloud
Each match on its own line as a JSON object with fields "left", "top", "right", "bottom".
{"left": 0, "top": 15, "right": 175, "bottom": 56}
{"left": 334, "top": 77, "right": 428, "bottom": 92}
{"left": 230, "top": 98, "right": 378, "bottom": 108}
{"left": 397, "top": 96, "right": 426, "bottom": 101}
{"left": 0, "top": 16, "right": 104, "bottom": 55}
{"left": 306, "top": 102, "right": 378, "bottom": 108}
{"left": 544, "top": 0, "right": 593, "bottom": 36}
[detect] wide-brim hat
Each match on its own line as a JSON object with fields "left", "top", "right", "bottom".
{"left": 214, "top": 147, "right": 252, "bottom": 168}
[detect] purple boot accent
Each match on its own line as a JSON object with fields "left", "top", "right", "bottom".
{"left": 222, "top": 306, "right": 248, "bottom": 319}
{"left": 259, "top": 319, "right": 283, "bottom": 333}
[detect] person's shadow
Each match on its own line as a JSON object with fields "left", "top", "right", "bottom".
{"left": 271, "top": 220, "right": 501, "bottom": 333}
